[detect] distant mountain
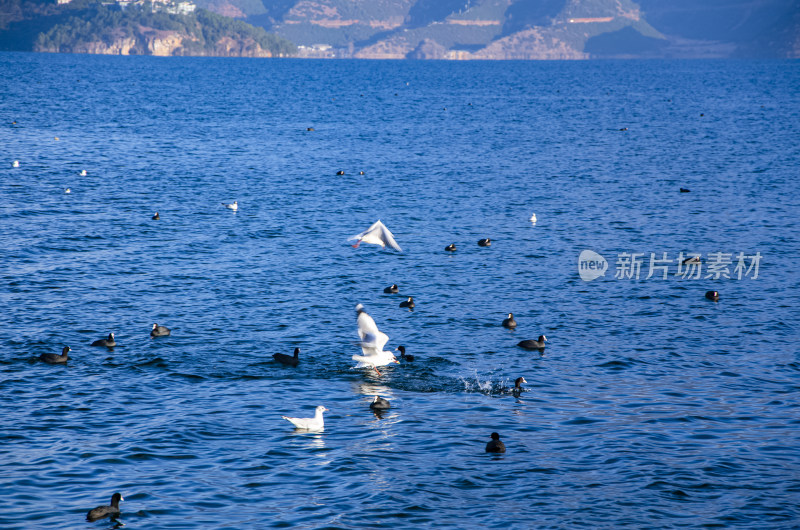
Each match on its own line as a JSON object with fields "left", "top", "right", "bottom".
{"left": 189, "top": 0, "right": 799, "bottom": 59}
{"left": 1, "top": 0, "right": 796, "bottom": 58}
{"left": 637, "top": 0, "right": 799, "bottom": 58}
{"left": 0, "top": 0, "right": 296, "bottom": 56}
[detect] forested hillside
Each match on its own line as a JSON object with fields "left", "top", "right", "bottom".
{"left": 0, "top": 0, "right": 296, "bottom": 56}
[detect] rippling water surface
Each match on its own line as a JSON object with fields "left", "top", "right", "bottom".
{"left": 1, "top": 53, "right": 799, "bottom": 528}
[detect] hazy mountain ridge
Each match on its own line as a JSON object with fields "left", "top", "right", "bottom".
{"left": 210, "top": 0, "right": 799, "bottom": 58}
{"left": 0, "top": 0, "right": 796, "bottom": 58}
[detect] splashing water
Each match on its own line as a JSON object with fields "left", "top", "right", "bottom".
{"left": 460, "top": 370, "right": 510, "bottom": 396}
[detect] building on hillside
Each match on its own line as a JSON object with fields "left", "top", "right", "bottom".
{"left": 168, "top": 2, "right": 196, "bottom": 14}
{"left": 148, "top": 0, "right": 196, "bottom": 14}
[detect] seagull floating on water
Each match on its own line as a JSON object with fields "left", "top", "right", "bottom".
{"left": 348, "top": 220, "right": 402, "bottom": 251}
{"left": 530, "top": 213, "right": 537, "bottom": 223}
{"left": 12, "top": 160, "right": 19, "bottom": 168}
{"left": 79, "top": 169, "right": 87, "bottom": 176}
{"left": 64, "top": 188, "right": 71, "bottom": 194}
{"left": 222, "top": 201, "right": 238, "bottom": 211}
{"left": 282, "top": 405, "right": 328, "bottom": 431}
{"left": 353, "top": 304, "right": 399, "bottom": 375}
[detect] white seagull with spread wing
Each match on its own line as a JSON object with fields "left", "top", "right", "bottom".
{"left": 353, "top": 304, "right": 399, "bottom": 375}
{"left": 348, "top": 220, "right": 402, "bottom": 251}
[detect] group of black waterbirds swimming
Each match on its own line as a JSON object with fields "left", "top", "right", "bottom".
{"left": 37, "top": 324, "right": 171, "bottom": 366}
{"left": 36, "top": 325, "right": 167, "bottom": 521}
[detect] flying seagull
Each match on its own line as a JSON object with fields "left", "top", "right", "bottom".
{"left": 348, "top": 220, "right": 402, "bottom": 251}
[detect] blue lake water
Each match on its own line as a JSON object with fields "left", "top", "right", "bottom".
{"left": 1, "top": 53, "right": 799, "bottom": 528}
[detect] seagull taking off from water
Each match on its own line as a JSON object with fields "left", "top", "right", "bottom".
{"left": 348, "top": 220, "right": 402, "bottom": 251}
{"left": 282, "top": 405, "right": 328, "bottom": 431}
{"left": 354, "top": 304, "right": 399, "bottom": 375}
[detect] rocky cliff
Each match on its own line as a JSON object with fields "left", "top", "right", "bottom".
{"left": 36, "top": 29, "right": 275, "bottom": 57}
{"left": 1, "top": 3, "right": 295, "bottom": 57}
